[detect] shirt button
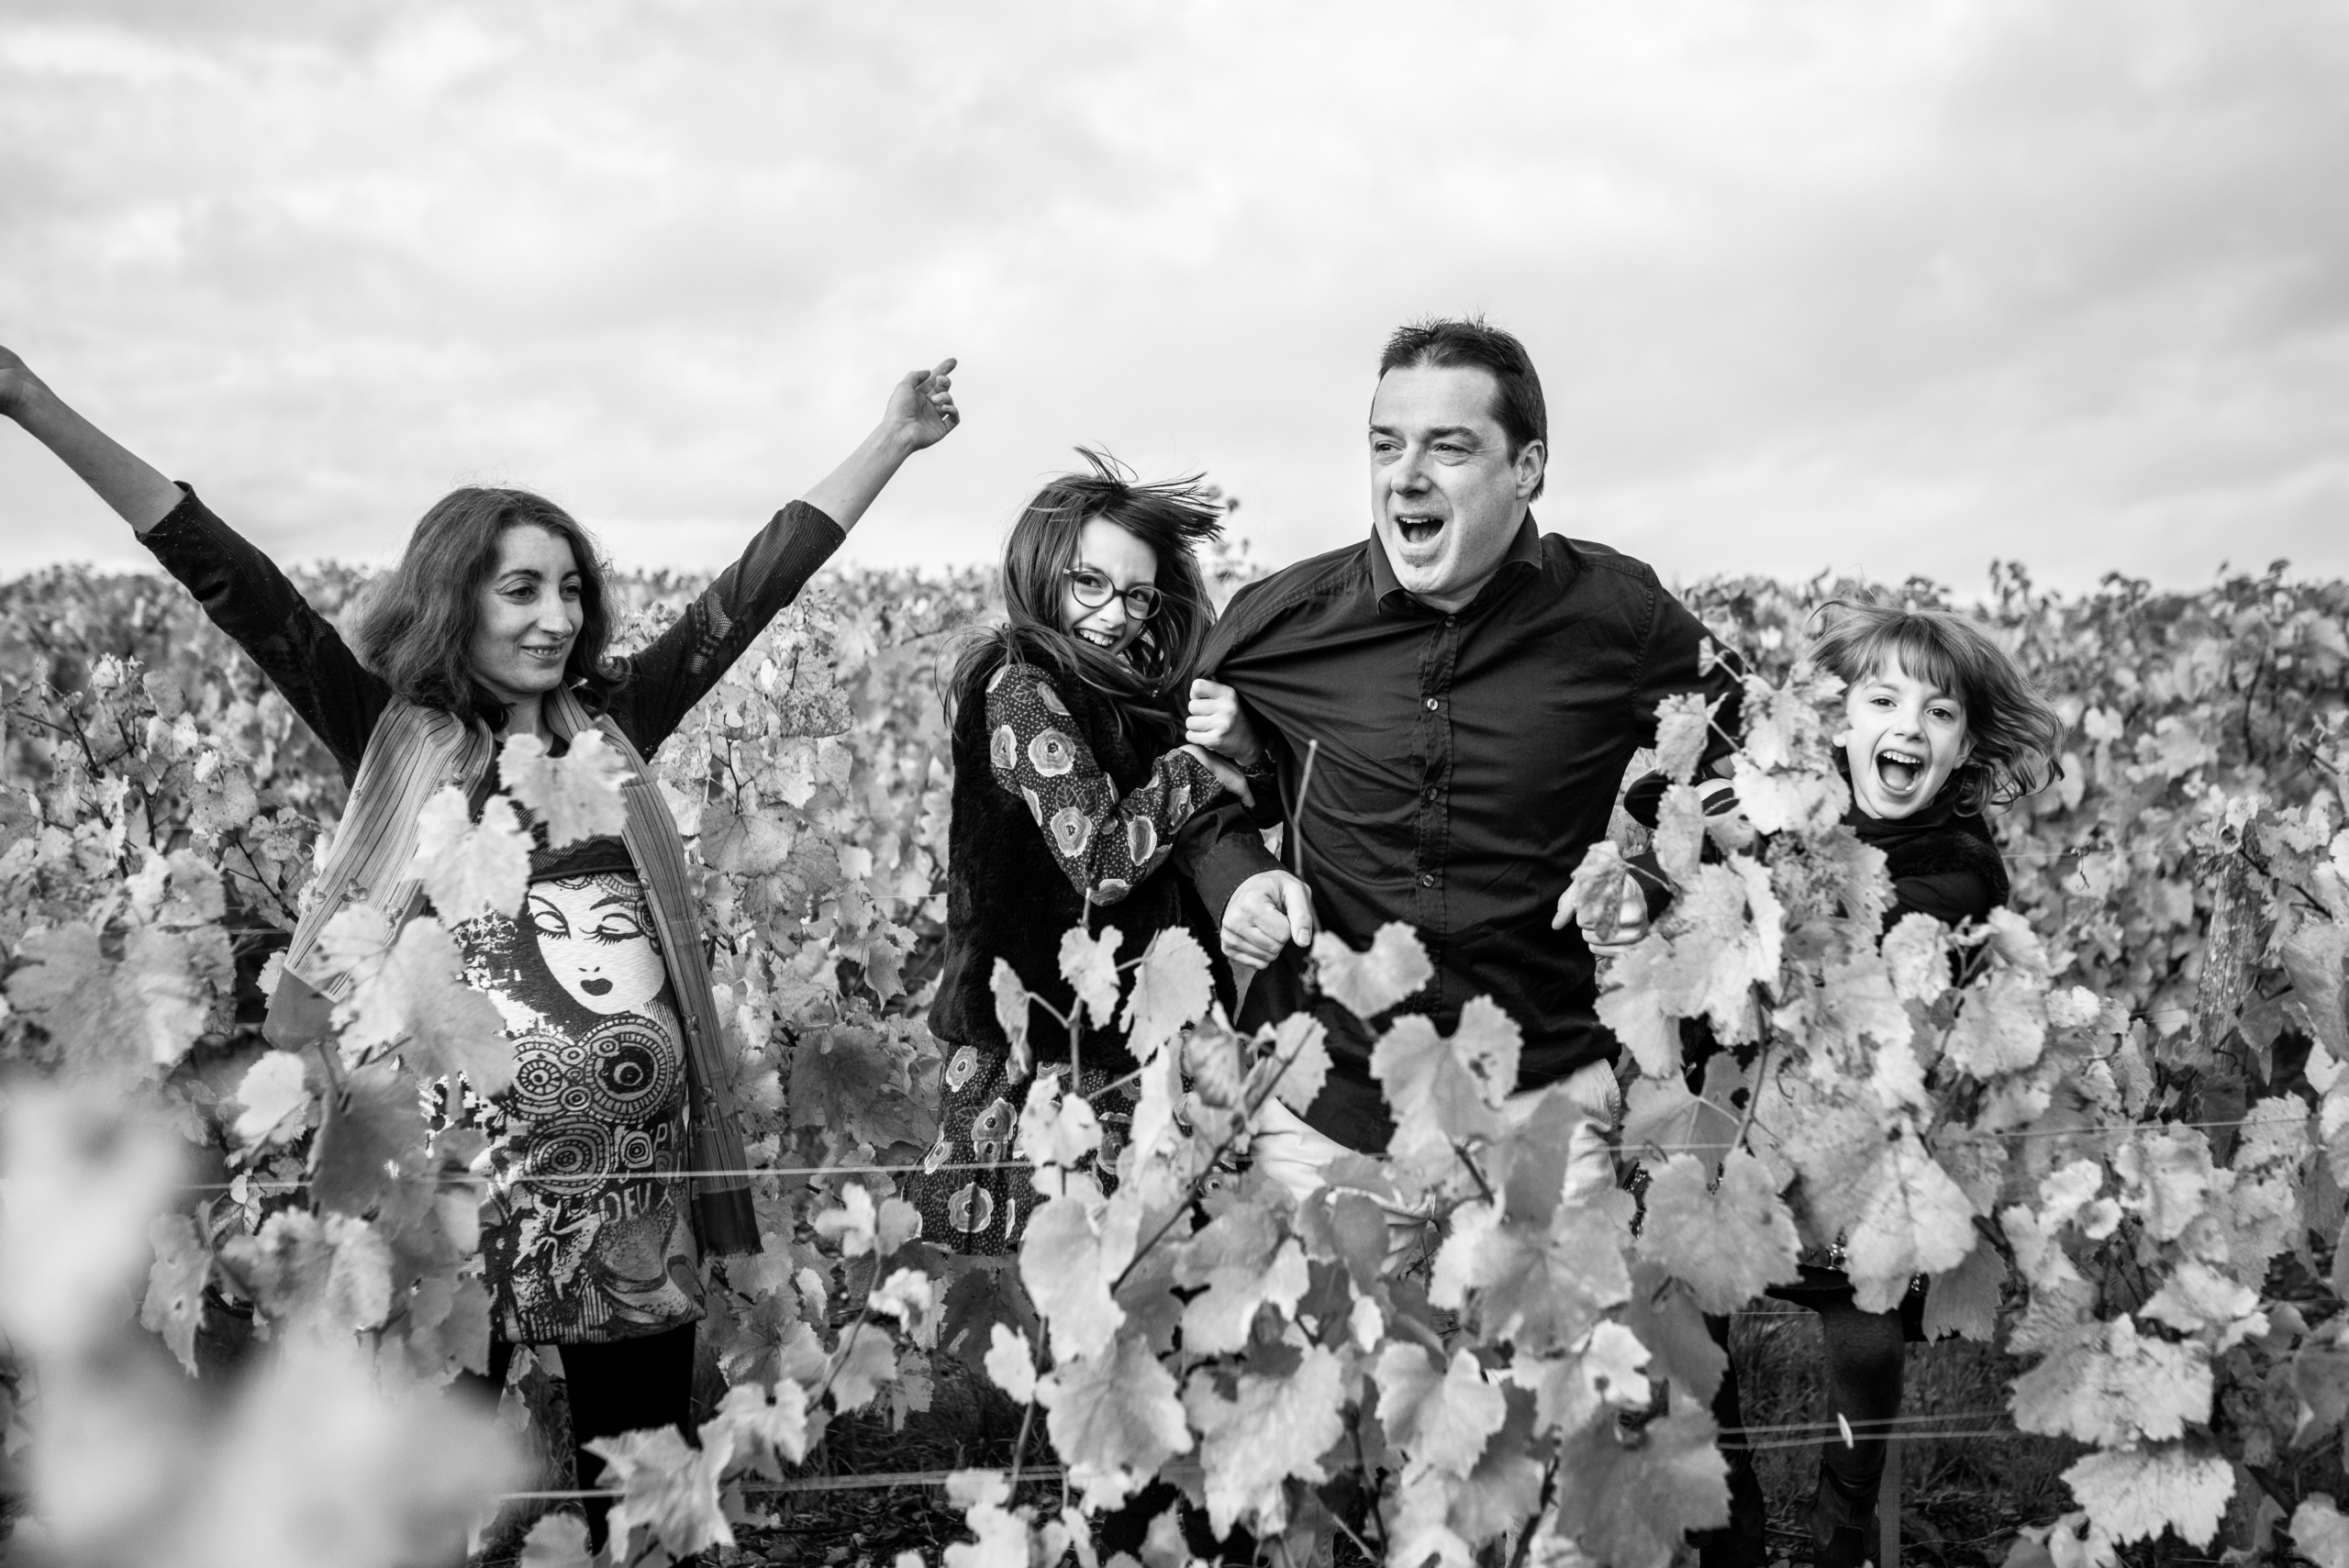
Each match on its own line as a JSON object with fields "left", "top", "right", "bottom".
{"left": 1423, "top": 786, "right": 1439, "bottom": 802}
{"left": 1424, "top": 697, "right": 1440, "bottom": 711}
{"left": 1444, "top": 615, "right": 1456, "bottom": 627}
{"left": 1419, "top": 873, "right": 1436, "bottom": 888}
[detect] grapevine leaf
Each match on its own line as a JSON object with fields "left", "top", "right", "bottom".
{"left": 1580, "top": 1320, "right": 1653, "bottom": 1408}
{"left": 1449, "top": 1388, "right": 1548, "bottom": 1546}
{"left": 139, "top": 1213, "right": 212, "bottom": 1375}
{"left": 1371, "top": 999, "right": 1519, "bottom": 1167}
{"left": 2060, "top": 1442, "right": 2233, "bottom": 1548}
{"left": 1598, "top": 950, "right": 1687, "bottom": 1078}
{"left": 1121, "top": 927, "right": 1213, "bottom": 1062}
{"left": 311, "top": 1059, "right": 426, "bottom": 1216}
{"left": 232, "top": 1050, "right": 315, "bottom": 1147}
{"left": 983, "top": 1323, "right": 1036, "bottom": 1404}
{"left": 1019, "top": 1193, "right": 1140, "bottom": 1361}
{"left": 1017, "top": 1073, "right": 1103, "bottom": 1169}
{"left": 702, "top": 1379, "right": 814, "bottom": 1477}
{"left": 1431, "top": 1198, "right": 1632, "bottom": 1354}
{"left": 871, "top": 1268, "right": 937, "bottom": 1335}
{"left": 340, "top": 917, "right": 517, "bottom": 1096}
{"left": 1314, "top": 920, "right": 1433, "bottom": 1019}
{"left": 2294, "top": 1496, "right": 2349, "bottom": 1568}
{"left": 700, "top": 796, "right": 799, "bottom": 876}
{"left": 1184, "top": 1342, "right": 1347, "bottom": 1537}
{"left": 7, "top": 921, "right": 213, "bottom": 1082}
{"left": 1618, "top": 1061, "right": 1741, "bottom": 1165}
{"left": 1881, "top": 912, "right": 1953, "bottom": 1004}
{"left": 944, "top": 1471, "right": 1030, "bottom": 1568}
{"left": 827, "top": 1324, "right": 900, "bottom": 1411}
{"left": 814, "top": 1184, "right": 880, "bottom": 1257}
{"left": 1375, "top": 1344, "right": 1507, "bottom": 1476}
{"left": 220, "top": 1208, "right": 394, "bottom": 1337}
{"left": 501, "top": 729, "right": 629, "bottom": 849}
{"left": 408, "top": 786, "right": 530, "bottom": 922}
{"left": 1059, "top": 924, "right": 1123, "bottom": 1029}
{"left": 791, "top": 1027, "right": 930, "bottom": 1150}
{"left": 1920, "top": 1240, "right": 2007, "bottom": 1342}
{"left": 2010, "top": 1316, "right": 2212, "bottom": 1444}
{"left": 518, "top": 1514, "right": 594, "bottom": 1568}
{"left": 1253, "top": 1010, "right": 1331, "bottom": 1118}
{"left": 1841, "top": 1129, "right": 1978, "bottom": 1312}
{"left": 2138, "top": 1260, "right": 2266, "bottom": 1351}
{"left": 2284, "top": 921, "right": 2349, "bottom": 1059}
{"left": 588, "top": 1424, "right": 734, "bottom": 1561}
{"left": 1651, "top": 692, "right": 1717, "bottom": 784}
{"left": 1036, "top": 1331, "right": 1194, "bottom": 1512}
{"left": 1172, "top": 1200, "right": 1310, "bottom": 1355}
{"left": 1943, "top": 969, "right": 2049, "bottom": 1078}
{"left": 1548, "top": 1399, "right": 1728, "bottom": 1568}
{"left": 1636, "top": 1150, "right": 1800, "bottom": 1315}
{"left": 1619, "top": 1263, "right": 1729, "bottom": 1401}
{"left": 2113, "top": 1126, "right": 2219, "bottom": 1243}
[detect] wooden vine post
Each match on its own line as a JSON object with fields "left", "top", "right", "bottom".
{"left": 2188, "top": 834, "right": 2275, "bottom": 1550}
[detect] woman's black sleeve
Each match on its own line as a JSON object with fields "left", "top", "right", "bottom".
{"left": 608, "top": 500, "right": 848, "bottom": 754}
{"left": 140, "top": 485, "right": 391, "bottom": 781}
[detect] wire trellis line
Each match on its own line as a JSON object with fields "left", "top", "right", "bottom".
{"left": 484, "top": 1413, "right": 2033, "bottom": 1504}
{"left": 177, "top": 1105, "right": 2319, "bottom": 1195}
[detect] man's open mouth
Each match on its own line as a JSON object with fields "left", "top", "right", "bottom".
{"left": 1396, "top": 513, "right": 1445, "bottom": 547}
{"left": 1876, "top": 748, "right": 1925, "bottom": 794}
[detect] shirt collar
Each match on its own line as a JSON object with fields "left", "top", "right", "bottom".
{"left": 1368, "top": 513, "right": 1544, "bottom": 614}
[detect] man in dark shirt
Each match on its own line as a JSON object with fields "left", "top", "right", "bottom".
{"left": 1179, "top": 317, "right": 1741, "bottom": 1170}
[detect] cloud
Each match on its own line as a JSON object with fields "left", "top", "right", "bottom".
{"left": 1, "top": 0, "right": 2343, "bottom": 593}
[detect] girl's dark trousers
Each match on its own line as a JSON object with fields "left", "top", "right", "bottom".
{"left": 455, "top": 1324, "right": 698, "bottom": 1551}
{"left": 1697, "top": 1283, "right": 1913, "bottom": 1568}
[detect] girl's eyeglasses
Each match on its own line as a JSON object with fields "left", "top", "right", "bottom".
{"left": 1064, "top": 567, "right": 1163, "bottom": 621}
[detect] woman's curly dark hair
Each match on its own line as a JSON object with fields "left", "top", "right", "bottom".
{"left": 352, "top": 487, "right": 617, "bottom": 725}
{"left": 1808, "top": 595, "right": 2065, "bottom": 812}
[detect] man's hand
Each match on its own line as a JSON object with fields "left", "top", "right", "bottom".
{"left": 1221, "top": 869, "right": 1316, "bottom": 972}
{"left": 0, "top": 346, "right": 51, "bottom": 423}
{"left": 1181, "top": 742, "right": 1254, "bottom": 808}
{"left": 1186, "top": 679, "right": 1264, "bottom": 769}
{"left": 1553, "top": 841, "right": 1651, "bottom": 955}
{"left": 881, "top": 357, "right": 960, "bottom": 452}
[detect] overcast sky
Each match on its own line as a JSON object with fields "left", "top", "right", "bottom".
{"left": 4, "top": 1, "right": 2344, "bottom": 595}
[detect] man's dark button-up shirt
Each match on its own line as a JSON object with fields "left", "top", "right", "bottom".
{"left": 1177, "top": 516, "right": 1741, "bottom": 1151}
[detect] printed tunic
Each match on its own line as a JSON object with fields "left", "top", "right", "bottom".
{"left": 455, "top": 835, "right": 701, "bottom": 1343}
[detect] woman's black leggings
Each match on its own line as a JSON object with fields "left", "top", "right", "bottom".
{"left": 456, "top": 1324, "right": 698, "bottom": 1547}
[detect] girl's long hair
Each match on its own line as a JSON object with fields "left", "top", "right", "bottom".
{"left": 1808, "top": 595, "right": 2066, "bottom": 812}
{"left": 952, "top": 450, "right": 1224, "bottom": 751}
{"left": 352, "top": 487, "right": 618, "bottom": 725}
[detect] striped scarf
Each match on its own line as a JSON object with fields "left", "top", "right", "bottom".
{"left": 265, "top": 689, "right": 761, "bottom": 1256}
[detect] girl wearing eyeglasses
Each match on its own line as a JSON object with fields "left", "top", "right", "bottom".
{"left": 914, "top": 449, "right": 1264, "bottom": 1256}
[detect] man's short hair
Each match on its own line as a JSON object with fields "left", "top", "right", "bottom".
{"left": 1378, "top": 317, "right": 1549, "bottom": 500}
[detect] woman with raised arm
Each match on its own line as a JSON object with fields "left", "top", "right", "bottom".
{"left": 0, "top": 345, "right": 958, "bottom": 1547}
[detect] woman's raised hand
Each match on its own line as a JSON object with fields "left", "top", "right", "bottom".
{"left": 1186, "top": 679, "right": 1264, "bottom": 770}
{"left": 0, "top": 346, "right": 52, "bottom": 423}
{"left": 0, "top": 348, "right": 182, "bottom": 534}
{"left": 799, "top": 357, "right": 962, "bottom": 531}
{"left": 882, "top": 357, "right": 960, "bottom": 452}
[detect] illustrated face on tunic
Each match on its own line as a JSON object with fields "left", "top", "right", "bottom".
{"left": 529, "top": 875, "right": 666, "bottom": 1015}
